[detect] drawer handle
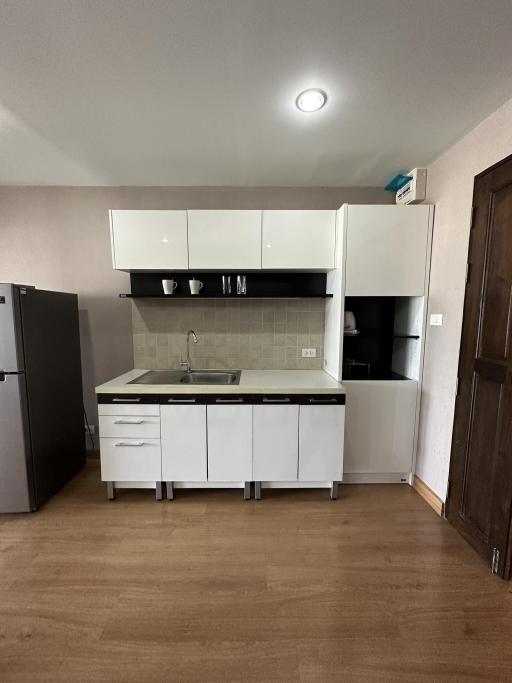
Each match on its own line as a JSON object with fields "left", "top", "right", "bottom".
{"left": 309, "top": 398, "right": 338, "bottom": 403}
{"left": 114, "top": 441, "right": 145, "bottom": 447}
{"left": 262, "top": 397, "right": 290, "bottom": 403}
{"left": 113, "top": 419, "right": 145, "bottom": 424}
{"left": 167, "top": 398, "right": 196, "bottom": 403}
{"left": 112, "top": 398, "right": 141, "bottom": 403}
{"left": 215, "top": 398, "right": 244, "bottom": 403}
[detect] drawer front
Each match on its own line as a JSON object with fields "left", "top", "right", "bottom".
{"left": 100, "top": 438, "right": 162, "bottom": 481}
{"left": 98, "top": 402, "right": 160, "bottom": 416}
{"left": 99, "top": 415, "right": 161, "bottom": 439}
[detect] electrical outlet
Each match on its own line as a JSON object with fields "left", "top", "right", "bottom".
{"left": 430, "top": 313, "right": 444, "bottom": 327}
{"left": 302, "top": 348, "right": 317, "bottom": 358}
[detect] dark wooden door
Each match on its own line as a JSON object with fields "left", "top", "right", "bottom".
{"left": 447, "top": 154, "right": 512, "bottom": 579}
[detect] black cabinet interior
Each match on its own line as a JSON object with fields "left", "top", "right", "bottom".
{"left": 343, "top": 297, "right": 413, "bottom": 380}
{"left": 122, "top": 272, "right": 331, "bottom": 298}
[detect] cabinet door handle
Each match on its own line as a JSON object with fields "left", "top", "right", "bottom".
{"left": 167, "top": 398, "right": 196, "bottom": 403}
{"left": 215, "top": 398, "right": 243, "bottom": 403}
{"left": 113, "top": 419, "right": 145, "bottom": 424}
{"left": 262, "top": 397, "right": 291, "bottom": 403}
{"left": 309, "top": 398, "right": 338, "bottom": 403}
{"left": 112, "top": 397, "right": 141, "bottom": 403}
{"left": 114, "top": 441, "right": 145, "bottom": 447}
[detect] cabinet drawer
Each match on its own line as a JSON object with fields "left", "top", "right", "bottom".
{"left": 98, "top": 402, "right": 160, "bottom": 416}
{"left": 100, "top": 438, "right": 161, "bottom": 482}
{"left": 99, "top": 415, "right": 160, "bottom": 439}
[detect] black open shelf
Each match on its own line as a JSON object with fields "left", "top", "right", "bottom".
{"left": 123, "top": 272, "right": 332, "bottom": 298}
{"left": 343, "top": 297, "right": 419, "bottom": 380}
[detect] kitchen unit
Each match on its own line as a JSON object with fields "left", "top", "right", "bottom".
{"left": 103, "top": 203, "right": 434, "bottom": 497}
{"left": 96, "top": 370, "right": 346, "bottom": 500}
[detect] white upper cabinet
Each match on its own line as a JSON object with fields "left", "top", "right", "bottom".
{"left": 188, "top": 210, "right": 262, "bottom": 270}
{"left": 262, "top": 210, "right": 336, "bottom": 269}
{"left": 344, "top": 205, "right": 431, "bottom": 296}
{"left": 110, "top": 210, "right": 189, "bottom": 271}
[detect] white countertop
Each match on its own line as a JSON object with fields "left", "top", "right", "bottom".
{"left": 95, "top": 369, "right": 345, "bottom": 395}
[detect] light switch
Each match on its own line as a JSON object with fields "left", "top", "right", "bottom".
{"left": 302, "top": 348, "right": 317, "bottom": 358}
{"left": 430, "top": 313, "right": 443, "bottom": 327}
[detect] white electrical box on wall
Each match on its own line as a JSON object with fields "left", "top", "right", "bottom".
{"left": 396, "top": 168, "right": 427, "bottom": 205}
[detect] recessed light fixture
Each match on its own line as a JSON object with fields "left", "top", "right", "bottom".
{"left": 295, "top": 88, "right": 327, "bottom": 112}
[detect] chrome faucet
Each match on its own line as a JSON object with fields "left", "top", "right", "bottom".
{"left": 181, "top": 329, "right": 198, "bottom": 374}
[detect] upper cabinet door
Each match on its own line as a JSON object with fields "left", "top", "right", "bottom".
{"left": 344, "top": 205, "right": 431, "bottom": 296}
{"left": 110, "top": 210, "right": 188, "bottom": 271}
{"left": 262, "top": 210, "right": 336, "bottom": 269}
{"left": 188, "top": 210, "right": 262, "bottom": 269}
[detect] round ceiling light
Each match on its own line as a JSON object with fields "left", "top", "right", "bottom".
{"left": 295, "top": 88, "right": 327, "bottom": 112}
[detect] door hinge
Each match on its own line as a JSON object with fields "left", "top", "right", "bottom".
{"left": 491, "top": 547, "right": 500, "bottom": 575}
{"left": 446, "top": 479, "right": 452, "bottom": 500}
{"left": 455, "top": 377, "right": 460, "bottom": 396}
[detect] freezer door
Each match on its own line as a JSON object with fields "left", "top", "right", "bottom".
{"left": 0, "top": 284, "right": 24, "bottom": 372}
{"left": 0, "top": 372, "right": 34, "bottom": 512}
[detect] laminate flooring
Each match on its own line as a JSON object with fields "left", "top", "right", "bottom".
{"left": 0, "top": 459, "right": 511, "bottom": 682}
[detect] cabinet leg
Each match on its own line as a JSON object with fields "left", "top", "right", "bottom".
{"left": 330, "top": 482, "right": 339, "bottom": 500}
{"left": 255, "top": 481, "right": 262, "bottom": 500}
{"left": 166, "top": 482, "right": 174, "bottom": 501}
{"left": 155, "top": 482, "right": 163, "bottom": 501}
{"left": 243, "top": 482, "right": 251, "bottom": 500}
{"left": 106, "top": 482, "right": 116, "bottom": 501}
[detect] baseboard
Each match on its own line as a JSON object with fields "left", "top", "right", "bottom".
{"left": 412, "top": 475, "right": 444, "bottom": 517}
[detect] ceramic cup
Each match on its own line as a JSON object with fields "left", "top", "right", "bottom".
{"left": 162, "top": 279, "right": 178, "bottom": 295}
{"left": 189, "top": 278, "right": 203, "bottom": 295}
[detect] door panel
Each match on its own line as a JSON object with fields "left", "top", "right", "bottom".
{"left": 0, "top": 373, "right": 33, "bottom": 512}
{"left": 161, "top": 405, "right": 207, "bottom": 481}
{"left": 262, "top": 210, "right": 336, "bottom": 269}
{"left": 207, "top": 405, "right": 252, "bottom": 481}
{"left": 188, "top": 210, "right": 262, "bottom": 270}
{"left": 253, "top": 405, "right": 299, "bottom": 481}
{"left": 298, "top": 405, "right": 344, "bottom": 481}
{"left": 448, "top": 155, "right": 512, "bottom": 579}
{"left": 110, "top": 210, "right": 188, "bottom": 271}
{"left": 0, "top": 284, "right": 24, "bottom": 372}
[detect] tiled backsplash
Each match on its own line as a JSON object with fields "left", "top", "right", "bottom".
{"left": 132, "top": 299, "right": 325, "bottom": 370}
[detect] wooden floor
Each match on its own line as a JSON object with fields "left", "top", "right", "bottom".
{"left": 0, "top": 460, "right": 511, "bottom": 682}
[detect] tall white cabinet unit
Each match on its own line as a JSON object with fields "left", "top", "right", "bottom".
{"left": 324, "top": 204, "right": 433, "bottom": 484}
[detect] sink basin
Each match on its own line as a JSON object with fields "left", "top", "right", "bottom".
{"left": 129, "top": 369, "right": 241, "bottom": 386}
{"left": 180, "top": 370, "right": 241, "bottom": 385}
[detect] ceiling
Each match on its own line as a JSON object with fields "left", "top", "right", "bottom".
{"left": 1, "top": 0, "right": 512, "bottom": 187}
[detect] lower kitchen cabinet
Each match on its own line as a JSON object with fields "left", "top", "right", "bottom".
{"left": 99, "top": 438, "right": 162, "bottom": 482}
{"left": 298, "top": 404, "right": 345, "bottom": 481}
{"left": 342, "top": 380, "right": 418, "bottom": 480}
{"left": 253, "top": 404, "right": 299, "bottom": 481}
{"left": 207, "top": 404, "right": 253, "bottom": 481}
{"left": 161, "top": 404, "right": 207, "bottom": 481}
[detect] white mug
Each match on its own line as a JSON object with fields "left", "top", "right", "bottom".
{"left": 189, "top": 278, "right": 203, "bottom": 295}
{"left": 162, "top": 279, "right": 178, "bottom": 295}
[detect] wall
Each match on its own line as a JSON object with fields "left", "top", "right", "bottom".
{"left": 0, "top": 186, "right": 390, "bottom": 436}
{"left": 133, "top": 298, "right": 325, "bottom": 371}
{"left": 416, "top": 96, "right": 512, "bottom": 499}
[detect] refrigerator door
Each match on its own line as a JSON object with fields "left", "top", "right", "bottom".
{"left": 0, "top": 283, "right": 24, "bottom": 372}
{"left": 0, "top": 372, "right": 34, "bottom": 512}
{"left": 20, "top": 288, "right": 85, "bottom": 507}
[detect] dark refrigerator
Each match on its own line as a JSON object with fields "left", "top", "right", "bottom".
{"left": 0, "top": 283, "right": 85, "bottom": 512}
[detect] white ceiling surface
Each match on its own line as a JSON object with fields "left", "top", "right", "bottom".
{"left": 1, "top": 0, "right": 512, "bottom": 187}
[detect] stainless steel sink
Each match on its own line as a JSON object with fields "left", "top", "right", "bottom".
{"left": 180, "top": 370, "right": 241, "bottom": 385}
{"left": 130, "top": 369, "right": 241, "bottom": 386}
